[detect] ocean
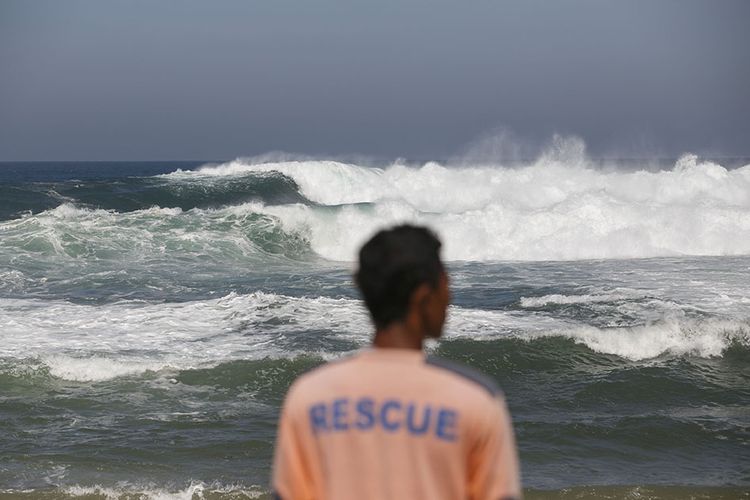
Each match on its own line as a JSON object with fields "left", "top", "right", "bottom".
{"left": 0, "top": 156, "right": 749, "bottom": 499}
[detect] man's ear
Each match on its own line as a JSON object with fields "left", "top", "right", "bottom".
{"left": 409, "top": 283, "right": 432, "bottom": 310}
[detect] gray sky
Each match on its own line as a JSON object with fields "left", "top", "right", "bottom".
{"left": 1, "top": 0, "right": 748, "bottom": 161}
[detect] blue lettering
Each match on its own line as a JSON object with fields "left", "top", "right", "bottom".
{"left": 309, "top": 403, "right": 328, "bottom": 434}
{"left": 355, "top": 398, "right": 375, "bottom": 430}
{"left": 436, "top": 408, "right": 458, "bottom": 441}
{"left": 332, "top": 398, "right": 349, "bottom": 430}
{"left": 380, "top": 399, "right": 402, "bottom": 431}
{"left": 406, "top": 403, "right": 431, "bottom": 435}
{"left": 311, "top": 399, "right": 458, "bottom": 441}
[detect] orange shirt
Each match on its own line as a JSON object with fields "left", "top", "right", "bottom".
{"left": 272, "top": 348, "right": 521, "bottom": 500}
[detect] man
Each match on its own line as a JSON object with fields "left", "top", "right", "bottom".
{"left": 272, "top": 225, "right": 521, "bottom": 500}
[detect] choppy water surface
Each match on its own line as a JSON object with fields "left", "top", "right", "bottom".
{"left": 1, "top": 157, "right": 748, "bottom": 499}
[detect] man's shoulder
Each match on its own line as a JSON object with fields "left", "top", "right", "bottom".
{"left": 283, "top": 351, "right": 503, "bottom": 410}
{"left": 424, "top": 354, "right": 503, "bottom": 398}
{"left": 284, "top": 353, "right": 359, "bottom": 400}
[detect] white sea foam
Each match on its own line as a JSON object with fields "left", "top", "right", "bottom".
{"left": 43, "top": 356, "right": 172, "bottom": 382}
{"left": 0, "top": 202, "right": 307, "bottom": 264}
{"left": 537, "top": 316, "right": 750, "bottom": 360}
{"left": 0, "top": 292, "right": 566, "bottom": 381}
{"left": 0, "top": 269, "right": 28, "bottom": 292}
{"left": 165, "top": 153, "right": 750, "bottom": 261}
{"left": 445, "top": 307, "right": 573, "bottom": 338}
{"left": 182, "top": 159, "right": 388, "bottom": 206}
{"left": 445, "top": 301, "right": 749, "bottom": 359}
{"left": 0, "top": 292, "right": 372, "bottom": 381}
{"left": 446, "top": 306, "right": 750, "bottom": 360}
{"left": 520, "top": 290, "right": 645, "bottom": 308}
{"left": 5, "top": 153, "right": 750, "bottom": 262}
{"left": 62, "top": 482, "right": 265, "bottom": 499}
{"left": 1, "top": 291, "right": 747, "bottom": 381}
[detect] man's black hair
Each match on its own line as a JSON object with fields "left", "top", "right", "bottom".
{"left": 355, "top": 224, "right": 443, "bottom": 330}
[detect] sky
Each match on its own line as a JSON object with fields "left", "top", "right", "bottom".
{"left": 1, "top": 0, "right": 748, "bottom": 161}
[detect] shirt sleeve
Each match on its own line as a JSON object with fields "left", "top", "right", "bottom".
{"left": 467, "top": 395, "right": 522, "bottom": 500}
{"left": 272, "top": 387, "right": 316, "bottom": 500}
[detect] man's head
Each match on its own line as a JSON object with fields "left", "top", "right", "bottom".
{"left": 355, "top": 225, "right": 449, "bottom": 341}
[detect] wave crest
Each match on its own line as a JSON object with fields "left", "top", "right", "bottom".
{"left": 4, "top": 154, "right": 749, "bottom": 262}
{"left": 538, "top": 317, "right": 750, "bottom": 361}
{"left": 1, "top": 292, "right": 747, "bottom": 383}
{"left": 168, "top": 154, "right": 750, "bottom": 261}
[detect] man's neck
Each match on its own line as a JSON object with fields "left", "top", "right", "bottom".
{"left": 372, "top": 322, "right": 423, "bottom": 350}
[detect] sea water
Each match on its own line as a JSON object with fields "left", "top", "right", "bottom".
{"left": 0, "top": 155, "right": 748, "bottom": 499}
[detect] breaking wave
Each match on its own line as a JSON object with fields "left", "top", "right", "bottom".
{"left": 3, "top": 151, "right": 749, "bottom": 262}
{"left": 1, "top": 292, "right": 747, "bottom": 382}
{"left": 0, "top": 203, "right": 313, "bottom": 264}
{"left": 165, "top": 153, "right": 750, "bottom": 261}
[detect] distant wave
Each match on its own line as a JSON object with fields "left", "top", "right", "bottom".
{"left": 0, "top": 203, "right": 313, "bottom": 264}
{"left": 0, "top": 169, "right": 306, "bottom": 220}
{"left": 165, "top": 153, "right": 750, "bottom": 261}
{"left": 3, "top": 153, "right": 749, "bottom": 262}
